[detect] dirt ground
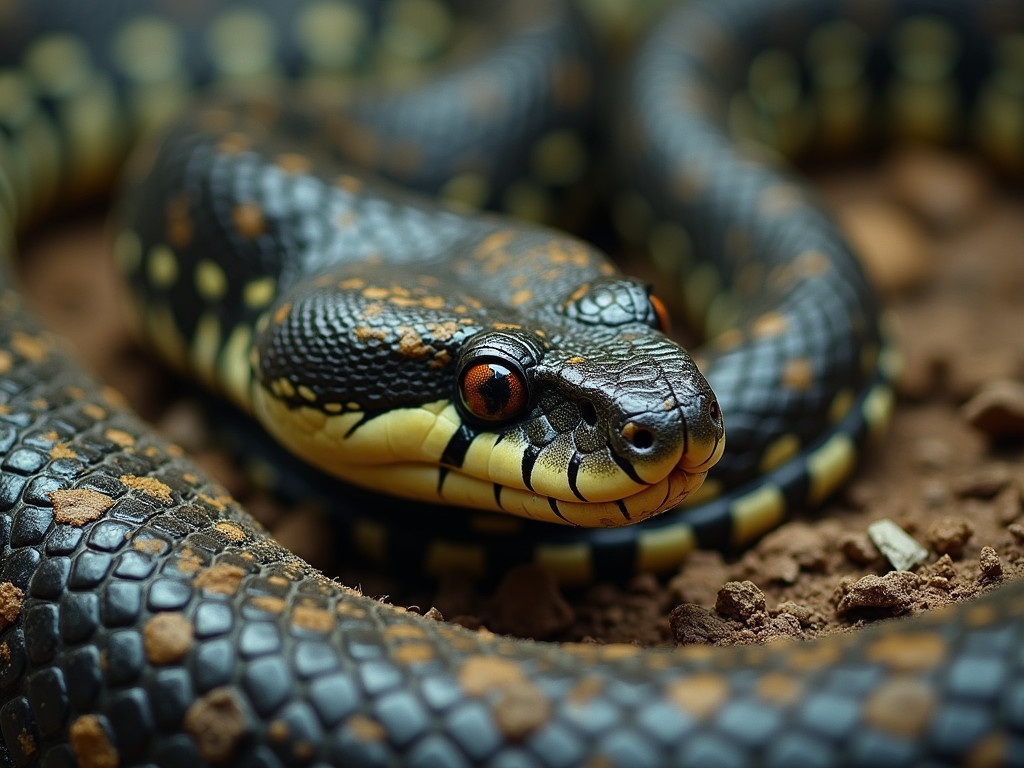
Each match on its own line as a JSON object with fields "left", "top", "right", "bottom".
{"left": 20, "top": 147, "right": 1024, "bottom": 649}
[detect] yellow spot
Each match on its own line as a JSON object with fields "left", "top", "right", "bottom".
{"left": 296, "top": 1, "right": 368, "bottom": 70}
{"left": 759, "top": 434, "right": 799, "bottom": 473}
{"left": 751, "top": 311, "right": 788, "bottom": 338}
{"left": 636, "top": 525, "right": 696, "bottom": 573}
{"left": 509, "top": 289, "right": 533, "bottom": 306}
{"left": 245, "top": 278, "right": 278, "bottom": 311}
{"left": 195, "top": 260, "right": 227, "bottom": 301}
{"left": 667, "top": 674, "right": 729, "bottom": 720}
{"left": 345, "top": 714, "right": 386, "bottom": 743}
{"left": 828, "top": 388, "right": 854, "bottom": 423}
{"left": 112, "top": 16, "right": 183, "bottom": 82}
{"left": 104, "top": 429, "right": 134, "bottom": 448}
{"left": 336, "top": 174, "right": 362, "bottom": 193}
{"left": 147, "top": 245, "right": 179, "bottom": 288}
{"left": 143, "top": 613, "right": 193, "bottom": 665}
{"left": 535, "top": 543, "right": 591, "bottom": 586}
{"left": 207, "top": 8, "right": 277, "bottom": 77}
{"left": 219, "top": 324, "right": 253, "bottom": 409}
{"left": 10, "top": 332, "right": 48, "bottom": 362}
{"left": 863, "top": 384, "right": 895, "bottom": 441}
{"left": 82, "top": 404, "right": 106, "bottom": 421}
{"left": 863, "top": 679, "right": 935, "bottom": 738}
{"left": 807, "top": 433, "right": 856, "bottom": 505}
{"left": 781, "top": 358, "right": 814, "bottom": 390}
{"left": 794, "top": 250, "right": 830, "bottom": 277}
{"left": 191, "top": 312, "right": 222, "bottom": 387}
{"left": 217, "top": 131, "right": 250, "bottom": 155}
{"left": 866, "top": 632, "right": 947, "bottom": 671}
{"left": 755, "top": 672, "right": 803, "bottom": 705}
{"left": 730, "top": 484, "right": 785, "bottom": 546}
{"left": 292, "top": 605, "right": 334, "bottom": 633}
{"left": 50, "top": 442, "right": 78, "bottom": 461}
{"left": 49, "top": 488, "right": 115, "bottom": 526}
{"left": 273, "top": 302, "right": 292, "bottom": 325}
{"left": 69, "top": 716, "right": 118, "bottom": 768}
{"left": 120, "top": 475, "right": 173, "bottom": 504}
{"left": 277, "top": 153, "right": 311, "bottom": 174}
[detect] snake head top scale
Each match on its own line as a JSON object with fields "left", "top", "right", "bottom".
{"left": 247, "top": 219, "right": 725, "bottom": 527}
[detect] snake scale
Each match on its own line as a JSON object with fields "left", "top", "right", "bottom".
{"left": 0, "top": 0, "right": 1023, "bottom": 765}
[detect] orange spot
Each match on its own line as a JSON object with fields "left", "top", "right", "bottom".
{"left": 232, "top": 202, "right": 265, "bottom": 239}
{"left": 277, "top": 153, "right": 311, "bottom": 174}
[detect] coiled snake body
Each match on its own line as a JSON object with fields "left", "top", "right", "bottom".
{"left": 0, "top": 0, "right": 1022, "bottom": 766}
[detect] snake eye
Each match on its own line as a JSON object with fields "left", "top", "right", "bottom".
{"left": 649, "top": 293, "right": 671, "bottom": 333}
{"left": 459, "top": 360, "right": 529, "bottom": 422}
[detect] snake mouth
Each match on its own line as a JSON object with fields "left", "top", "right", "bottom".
{"left": 314, "top": 458, "right": 711, "bottom": 527}
{"left": 253, "top": 391, "right": 724, "bottom": 526}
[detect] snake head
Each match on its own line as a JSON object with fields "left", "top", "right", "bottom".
{"left": 250, "top": 264, "right": 723, "bottom": 527}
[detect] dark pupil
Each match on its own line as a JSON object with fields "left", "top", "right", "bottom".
{"left": 475, "top": 364, "right": 512, "bottom": 415}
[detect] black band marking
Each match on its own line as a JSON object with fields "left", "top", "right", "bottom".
{"left": 567, "top": 452, "right": 586, "bottom": 501}
{"left": 521, "top": 444, "right": 539, "bottom": 491}
{"left": 440, "top": 423, "right": 475, "bottom": 468}
{"left": 609, "top": 447, "right": 647, "bottom": 487}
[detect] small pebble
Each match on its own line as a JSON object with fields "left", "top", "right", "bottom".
{"left": 926, "top": 516, "right": 975, "bottom": 558}
{"left": 886, "top": 148, "right": 990, "bottom": 231}
{"left": 668, "top": 603, "right": 735, "bottom": 646}
{"left": 834, "top": 571, "right": 922, "bottom": 618}
{"left": 773, "top": 601, "right": 819, "bottom": 629}
{"left": 763, "top": 612, "right": 804, "bottom": 640}
{"left": 926, "top": 554, "right": 958, "bottom": 582}
{"left": 978, "top": 546, "right": 1003, "bottom": 583}
{"left": 714, "top": 581, "right": 766, "bottom": 622}
{"left": 962, "top": 379, "right": 1024, "bottom": 438}
{"left": 867, "top": 518, "right": 929, "bottom": 571}
{"left": 422, "top": 607, "right": 444, "bottom": 622}
{"left": 839, "top": 200, "right": 931, "bottom": 293}
{"left": 838, "top": 532, "right": 880, "bottom": 566}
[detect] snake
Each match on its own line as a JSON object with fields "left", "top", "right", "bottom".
{"left": 0, "top": 0, "right": 1022, "bottom": 765}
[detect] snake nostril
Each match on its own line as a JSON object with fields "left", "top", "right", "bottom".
{"left": 622, "top": 422, "right": 654, "bottom": 450}
{"left": 579, "top": 400, "right": 597, "bottom": 426}
{"left": 709, "top": 398, "right": 722, "bottom": 426}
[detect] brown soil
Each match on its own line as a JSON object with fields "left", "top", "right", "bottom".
{"left": 21, "top": 148, "right": 1024, "bottom": 648}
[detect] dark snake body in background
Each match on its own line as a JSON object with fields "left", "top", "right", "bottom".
{"left": 0, "top": 0, "right": 1022, "bottom": 766}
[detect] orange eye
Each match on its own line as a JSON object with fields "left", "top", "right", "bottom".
{"left": 650, "top": 293, "right": 671, "bottom": 333}
{"left": 459, "top": 361, "right": 529, "bottom": 422}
